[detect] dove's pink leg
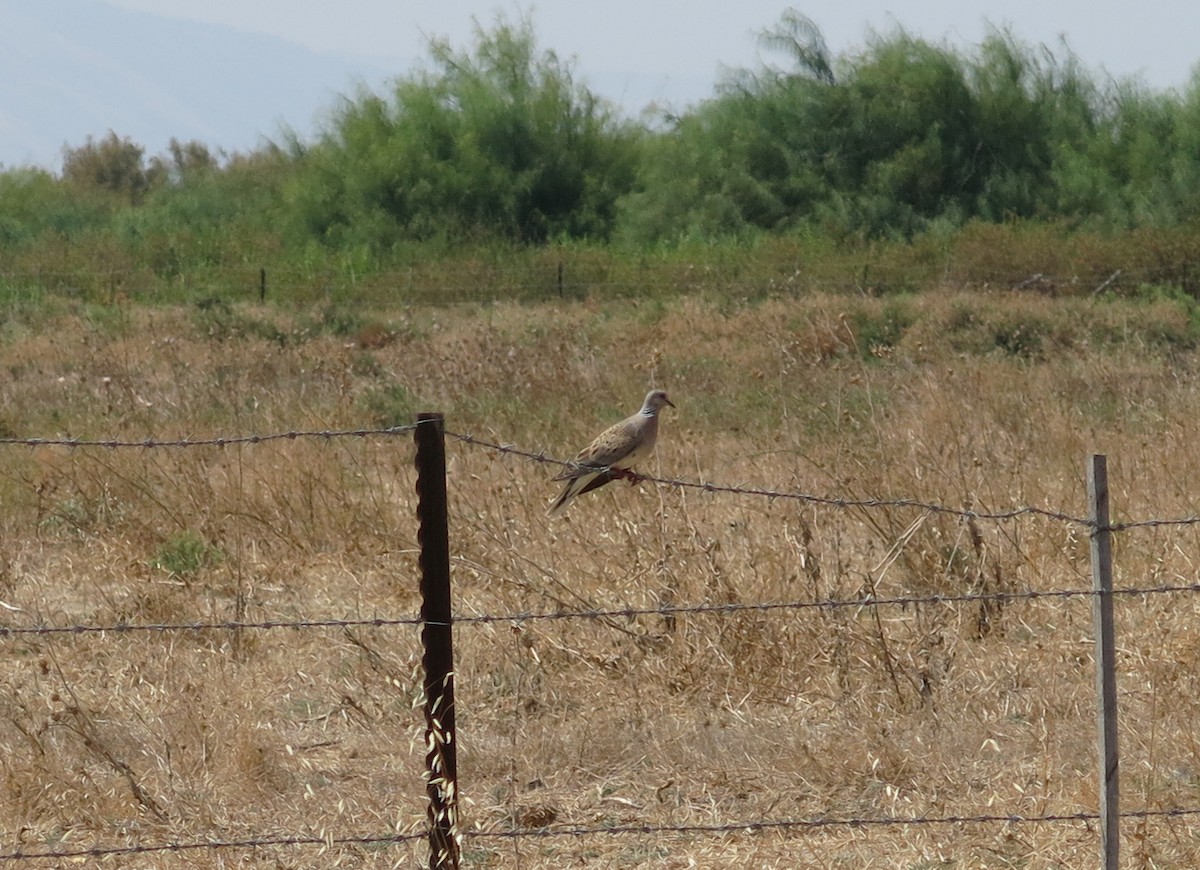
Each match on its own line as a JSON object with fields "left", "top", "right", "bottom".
{"left": 612, "top": 467, "right": 639, "bottom": 485}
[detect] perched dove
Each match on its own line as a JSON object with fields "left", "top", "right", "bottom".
{"left": 546, "top": 389, "right": 675, "bottom": 518}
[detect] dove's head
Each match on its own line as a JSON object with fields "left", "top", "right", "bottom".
{"left": 641, "top": 389, "right": 675, "bottom": 416}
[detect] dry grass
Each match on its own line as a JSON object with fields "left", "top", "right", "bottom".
{"left": 2, "top": 287, "right": 1200, "bottom": 867}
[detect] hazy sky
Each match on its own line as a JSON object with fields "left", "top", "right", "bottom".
{"left": 6, "top": 2, "right": 1197, "bottom": 169}
{"left": 108, "top": 0, "right": 1199, "bottom": 101}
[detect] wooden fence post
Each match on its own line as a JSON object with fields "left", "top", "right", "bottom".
{"left": 415, "top": 413, "right": 460, "bottom": 870}
{"left": 1088, "top": 454, "right": 1119, "bottom": 870}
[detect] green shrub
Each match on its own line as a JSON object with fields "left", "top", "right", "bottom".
{"left": 152, "top": 531, "right": 223, "bottom": 578}
{"left": 285, "top": 14, "right": 639, "bottom": 251}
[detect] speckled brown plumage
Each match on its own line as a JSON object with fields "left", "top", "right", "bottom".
{"left": 546, "top": 390, "right": 675, "bottom": 517}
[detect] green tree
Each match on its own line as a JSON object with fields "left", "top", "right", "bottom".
{"left": 61, "top": 131, "right": 151, "bottom": 204}
{"left": 147, "top": 138, "right": 221, "bottom": 187}
{"left": 756, "top": 8, "right": 836, "bottom": 85}
{"left": 288, "top": 14, "right": 639, "bottom": 250}
{"left": 622, "top": 17, "right": 985, "bottom": 241}
{"left": 812, "top": 32, "right": 981, "bottom": 236}
{"left": 0, "top": 167, "right": 111, "bottom": 245}
{"left": 118, "top": 146, "right": 291, "bottom": 274}
{"left": 1169, "top": 71, "right": 1200, "bottom": 222}
{"left": 618, "top": 11, "right": 835, "bottom": 242}
{"left": 966, "top": 29, "right": 1061, "bottom": 220}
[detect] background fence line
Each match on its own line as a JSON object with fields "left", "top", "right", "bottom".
{"left": 0, "top": 265, "right": 1170, "bottom": 294}
{"left": 3, "top": 422, "right": 1200, "bottom": 863}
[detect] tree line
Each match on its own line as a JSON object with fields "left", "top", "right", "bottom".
{"left": 3, "top": 11, "right": 1200, "bottom": 282}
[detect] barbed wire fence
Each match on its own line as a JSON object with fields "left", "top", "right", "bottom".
{"left": 0, "top": 418, "right": 1197, "bottom": 866}
{"left": 0, "top": 262, "right": 1171, "bottom": 307}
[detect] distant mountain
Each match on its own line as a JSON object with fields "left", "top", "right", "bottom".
{"left": 0, "top": 0, "right": 398, "bottom": 170}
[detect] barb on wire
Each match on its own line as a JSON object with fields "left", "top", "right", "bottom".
{"left": 0, "top": 424, "right": 421, "bottom": 450}
{"left": 5, "top": 582, "right": 1200, "bottom": 639}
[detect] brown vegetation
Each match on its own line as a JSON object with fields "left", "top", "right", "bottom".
{"left": 1, "top": 286, "right": 1200, "bottom": 866}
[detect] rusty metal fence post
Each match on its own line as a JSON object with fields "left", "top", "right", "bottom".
{"left": 415, "top": 413, "right": 460, "bottom": 870}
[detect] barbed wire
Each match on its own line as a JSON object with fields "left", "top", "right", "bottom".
{"left": 4, "top": 425, "right": 1200, "bottom": 862}
{"left": 0, "top": 830, "right": 426, "bottom": 863}
{"left": 448, "top": 430, "right": 1200, "bottom": 532}
{"left": 0, "top": 265, "right": 1172, "bottom": 288}
{"left": 1108, "top": 515, "right": 1200, "bottom": 532}
{"left": 452, "top": 581, "right": 1200, "bottom": 624}
{"left": 3, "top": 421, "right": 1199, "bottom": 532}
{"left": 0, "top": 421, "right": 1197, "bottom": 646}
{"left": 467, "top": 805, "right": 1200, "bottom": 842}
{"left": 0, "top": 614, "right": 424, "bottom": 638}
{"left": 0, "top": 424, "right": 419, "bottom": 449}
{"left": 447, "top": 431, "right": 1088, "bottom": 523}
{"left": 6, "top": 805, "right": 1200, "bottom": 862}
{"left": 5, "top": 581, "right": 1200, "bottom": 639}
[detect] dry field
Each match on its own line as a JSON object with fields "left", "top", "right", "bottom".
{"left": 2, "top": 287, "right": 1200, "bottom": 867}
